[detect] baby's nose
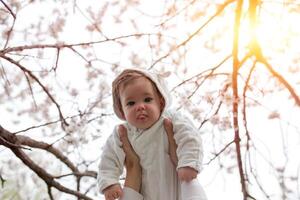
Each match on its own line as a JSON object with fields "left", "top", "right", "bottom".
{"left": 136, "top": 103, "right": 145, "bottom": 111}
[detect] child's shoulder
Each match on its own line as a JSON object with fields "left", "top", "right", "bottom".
{"left": 163, "top": 108, "right": 185, "bottom": 120}
{"left": 163, "top": 108, "right": 197, "bottom": 125}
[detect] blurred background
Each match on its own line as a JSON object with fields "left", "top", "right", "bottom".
{"left": 0, "top": 0, "right": 300, "bottom": 199}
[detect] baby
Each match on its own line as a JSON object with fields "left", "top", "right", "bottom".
{"left": 98, "top": 68, "right": 206, "bottom": 200}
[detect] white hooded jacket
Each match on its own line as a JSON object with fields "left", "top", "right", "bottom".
{"left": 98, "top": 69, "right": 204, "bottom": 200}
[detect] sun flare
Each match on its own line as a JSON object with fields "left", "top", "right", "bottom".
{"left": 239, "top": 2, "right": 299, "bottom": 57}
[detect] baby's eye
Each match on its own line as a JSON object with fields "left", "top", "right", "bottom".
{"left": 127, "top": 101, "right": 135, "bottom": 106}
{"left": 144, "top": 97, "right": 153, "bottom": 103}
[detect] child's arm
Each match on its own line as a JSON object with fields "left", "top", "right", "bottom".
{"left": 164, "top": 117, "right": 199, "bottom": 182}
{"left": 97, "top": 126, "right": 125, "bottom": 194}
{"left": 165, "top": 117, "right": 208, "bottom": 199}
{"left": 166, "top": 111, "right": 204, "bottom": 175}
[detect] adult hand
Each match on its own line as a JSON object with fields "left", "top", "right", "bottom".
{"left": 118, "top": 125, "right": 141, "bottom": 192}
{"left": 163, "top": 118, "right": 178, "bottom": 166}
{"left": 119, "top": 119, "right": 178, "bottom": 193}
{"left": 103, "top": 184, "right": 123, "bottom": 200}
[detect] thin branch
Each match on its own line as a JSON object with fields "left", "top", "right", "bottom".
{"left": 242, "top": 60, "right": 257, "bottom": 150}
{"left": 74, "top": 3, "right": 108, "bottom": 39}
{"left": 204, "top": 140, "right": 235, "bottom": 165}
{"left": 157, "top": 0, "right": 197, "bottom": 26}
{"left": 47, "top": 186, "right": 54, "bottom": 200}
{"left": 13, "top": 118, "right": 62, "bottom": 135}
{"left": 0, "top": 0, "right": 16, "bottom": 18}
{"left": 198, "top": 82, "right": 230, "bottom": 129}
{"left": 149, "top": 0, "right": 236, "bottom": 69}
{"left": 12, "top": 113, "right": 89, "bottom": 135}
{"left": 0, "top": 33, "right": 161, "bottom": 54}
{"left": 1, "top": 55, "right": 68, "bottom": 126}
{"left": 259, "top": 57, "right": 300, "bottom": 107}
{"left": 3, "top": 18, "right": 16, "bottom": 49}
{"left": 0, "top": 62, "right": 11, "bottom": 97}
{"left": 252, "top": 175, "right": 271, "bottom": 199}
{"left": 187, "top": 72, "right": 229, "bottom": 100}
{"left": 247, "top": 150, "right": 272, "bottom": 200}
{"left": 171, "top": 54, "right": 232, "bottom": 92}
{"left": 24, "top": 72, "right": 38, "bottom": 109}
{"left": 53, "top": 47, "right": 60, "bottom": 72}
{"left": 84, "top": 182, "right": 97, "bottom": 196}
{"left": 54, "top": 171, "right": 97, "bottom": 179}
{"left": 69, "top": 46, "right": 90, "bottom": 64}
{"left": 0, "top": 62, "right": 10, "bottom": 84}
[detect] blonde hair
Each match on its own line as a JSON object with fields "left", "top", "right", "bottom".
{"left": 112, "top": 69, "right": 164, "bottom": 120}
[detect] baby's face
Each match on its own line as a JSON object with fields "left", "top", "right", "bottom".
{"left": 120, "top": 77, "right": 163, "bottom": 129}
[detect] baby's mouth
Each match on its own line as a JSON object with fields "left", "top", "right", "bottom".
{"left": 137, "top": 114, "right": 147, "bottom": 120}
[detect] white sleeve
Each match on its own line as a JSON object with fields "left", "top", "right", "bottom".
{"left": 97, "top": 126, "right": 125, "bottom": 193}
{"left": 120, "top": 187, "right": 144, "bottom": 200}
{"left": 166, "top": 110, "right": 203, "bottom": 172}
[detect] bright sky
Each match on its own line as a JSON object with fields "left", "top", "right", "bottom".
{"left": 1, "top": 0, "right": 300, "bottom": 200}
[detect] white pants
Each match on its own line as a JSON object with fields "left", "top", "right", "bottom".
{"left": 120, "top": 179, "right": 207, "bottom": 200}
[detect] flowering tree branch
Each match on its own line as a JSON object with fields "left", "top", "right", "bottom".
{"left": 0, "top": 125, "right": 96, "bottom": 200}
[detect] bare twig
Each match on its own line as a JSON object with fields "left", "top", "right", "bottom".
{"left": 0, "top": 33, "right": 161, "bottom": 55}
{"left": 149, "top": 0, "right": 236, "bottom": 69}
{"left": 3, "top": 18, "right": 16, "bottom": 49}
{"left": 24, "top": 72, "right": 38, "bottom": 109}
{"left": 0, "top": 62, "right": 11, "bottom": 97}
{"left": 47, "top": 185, "right": 54, "bottom": 200}
{"left": 54, "top": 171, "right": 97, "bottom": 179}
{"left": 1, "top": 55, "right": 68, "bottom": 127}
{"left": 171, "top": 54, "right": 232, "bottom": 92}
{"left": 259, "top": 57, "right": 300, "bottom": 107}
{"left": 198, "top": 82, "right": 230, "bottom": 129}
{"left": 74, "top": 3, "right": 108, "bottom": 39}
{"left": 0, "top": 0, "right": 16, "bottom": 18}
{"left": 157, "top": 0, "right": 197, "bottom": 26}
{"left": 53, "top": 47, "right": 60, "bottom": 72}
{"left": 69, "top": 46, "right": 90, "bottom": 64}
{"left": 242, "top": 60, "right": 257, "bottom": 150}
{"left": 205, "top": 140, "right": 235, "bottom": 165}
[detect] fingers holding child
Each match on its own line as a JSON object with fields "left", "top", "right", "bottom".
{"left": 103, "top": 184, "right": 123, "bottom": 200}
{"left": 118, "top": 125, "right": 142, "bottom": 193}
{"left": 163, "top": 118, "right": 178, "bottom": 166}
{"left": 118, "top": 125, "right": 140, "bottom": 169}
{"left": 163, "top": 118, "right": 198, "bottom": 183}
